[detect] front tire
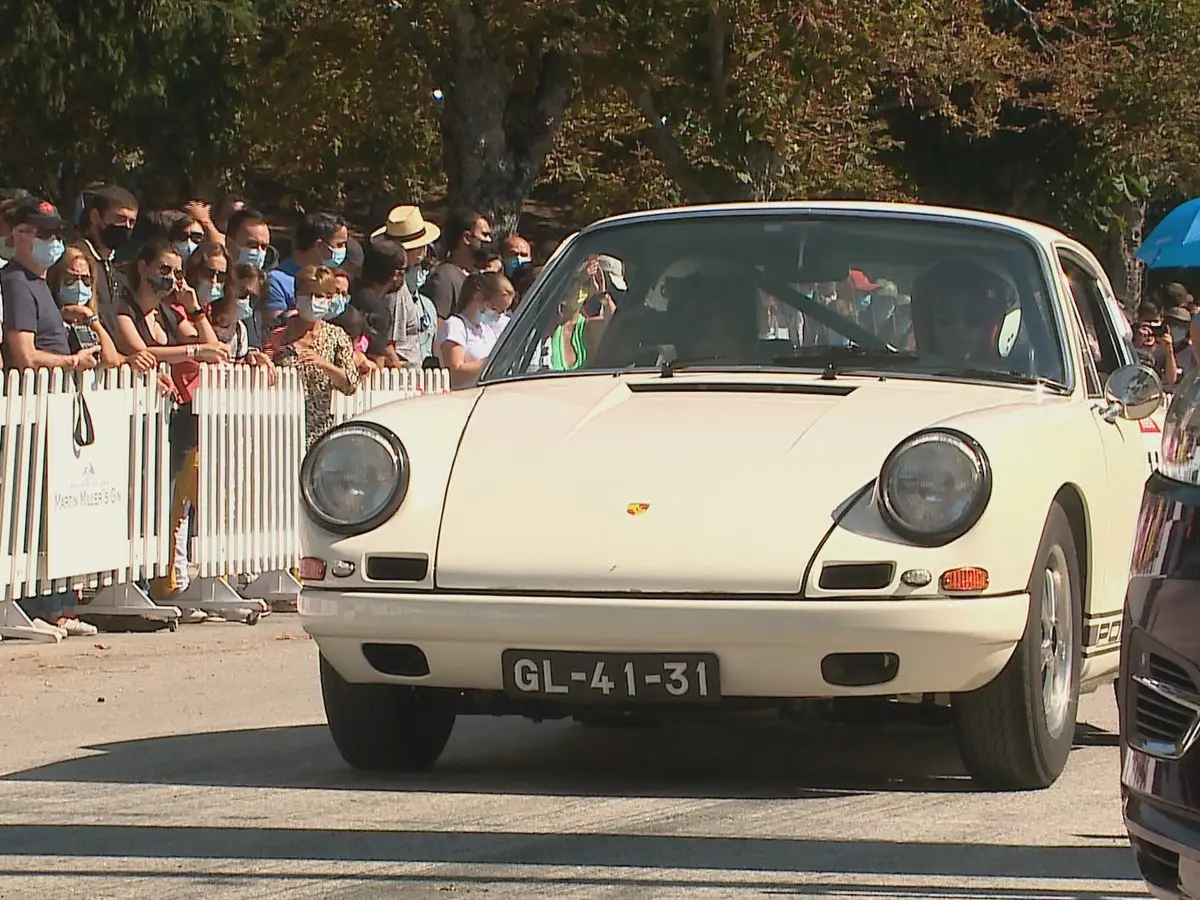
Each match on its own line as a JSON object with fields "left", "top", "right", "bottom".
{"left": 952, "top": 503, "right": 1082, "bottom": 790}
{"left": 319, "top": 655, "right": 457, "bottom": 771}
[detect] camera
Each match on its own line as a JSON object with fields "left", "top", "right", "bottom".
{"left": 67, "top": 324, "right": 99, "bottom": 354}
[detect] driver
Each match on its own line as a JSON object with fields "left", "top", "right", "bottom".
{"left": 911, "top": 260, "right": 1012, "bottom": 364}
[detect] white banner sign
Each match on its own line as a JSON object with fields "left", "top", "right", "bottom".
{"left": 44, "top": 390, "right": 131, "bottom": 579}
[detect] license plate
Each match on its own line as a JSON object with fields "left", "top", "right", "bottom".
{"left": 501, "top": 650, "right": 720, "bottom": 703}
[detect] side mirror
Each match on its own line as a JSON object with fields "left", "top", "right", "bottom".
{"left": 1101, "top": 364, "right": 1164, "bottom": 422}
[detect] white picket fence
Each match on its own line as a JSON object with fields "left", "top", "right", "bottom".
{"left": 0, "top": 364, "right": 449, "bottom": 642}
{"left": 330, "top": 366, "right": 451, "bottom": 425}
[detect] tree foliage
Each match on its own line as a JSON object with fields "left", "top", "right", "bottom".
{"left": 0, "top": 0, "right": 1199, "bottom": 260}
{"left": 0, "top": 0, "right": 259, "bottom": 206}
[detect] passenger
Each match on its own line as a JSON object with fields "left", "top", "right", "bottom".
{"left": 910, "top": 260, "right": 1011, "bottom": 364}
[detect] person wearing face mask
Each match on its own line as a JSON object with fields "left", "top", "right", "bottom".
{"left": 267, "top": 212, "right": 349, "bottom": 321}
{"left": 266, "top": 265, "right": 360, "bottom": 448}
{"left": 224, "top": 261, "right": 269, "bottom": 350}
{"left": 0, "top": 198, "right": 102, "bottom": 372}
{"left": 370, "top": 206, "right": 444, "bottom": 369}
{"left": 79, "top": 185, "right": 139, "bottom": 337}
{"left": 501, "top": 234, "right": 533, "bottom": 277}
{"left": 184, "top": 242, "right": 274, "bottom": 372}
{"left": 224, "top": 208, "right": 274, "bottom": 300}
{"left": 1165, "top": 305, "right": 1196, "bottom": 380}
{"left": 48, "top": 245, "right": 149, "bottom": 372}
{"left": 423, "top": 207, "right": 492, "bottom": 321}
{"left": 111, "top": 240, "right": 231, "bottom": 604}
{"left": 168, "top": 214, "right": 207, "bottom": 263}
{"left": 434, "top": 271, "right": 513, "bottom": 388}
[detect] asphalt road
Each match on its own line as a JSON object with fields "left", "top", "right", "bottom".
{"left": 0, "top": 615, "right": 1146, "bottom": 900}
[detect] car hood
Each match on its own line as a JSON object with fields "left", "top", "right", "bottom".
{"left": 435, "top": 372, "right": 1047, "bottom": 593}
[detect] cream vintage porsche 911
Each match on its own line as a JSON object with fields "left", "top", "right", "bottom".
{"left": 298, "top": 201, "right": 1164, "bottom": 790}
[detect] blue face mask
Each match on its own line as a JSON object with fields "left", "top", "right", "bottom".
{"left": 32, "top": 237, "right": 65, "bottom": 270}
{"left": 59, "top": 280, "right": 93, "bottom": 307}
{"left": 296, "top": 294, "right": 333, "bottom": 323}
{"left": 477, "top": 308, "right": 500, "bottom": 326}
{"left": 202, "top": 280, "right": 225, "bottom": 304}
{"left": 175, "top": 240, "right": 199, "bottom": 261}
{"left": 235, "top": 297, "right": 254, "bottom": 321}
{"left": 238, "top": 246, "right": 267, "bottom": 269}
{"left": 325, "top": 246, "right": 347, "bottom": 268}
{"left": 0, "top": 239, "right": 15, "bottom": 261}
{"left": 328, "top": 293, "right": 349, "bottom": 319}
{"left": 405, "top": 266, "right": 428, "bottom": 295}
{"left": 503, "top": 255, "right": 530, "bottom": 277}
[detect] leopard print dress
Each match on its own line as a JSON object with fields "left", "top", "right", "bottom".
{"left": 267, "top": 321, "right": 360, "bottom": 449}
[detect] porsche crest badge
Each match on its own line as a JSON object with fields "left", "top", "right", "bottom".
{"left": 626, "top": 502, "right": 650, "bottom": 516}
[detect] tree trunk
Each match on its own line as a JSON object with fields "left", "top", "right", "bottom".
{"left": 436, "top": 4, "right": 575, "bottom": 237}
{"left": 1102, "top": 198, "right": 1147, "bottom": 310}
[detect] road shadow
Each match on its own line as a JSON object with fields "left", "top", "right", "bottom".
{"left": 3, "top": 712, "right": 1118, "bottom": 800}
{"left": 0, "top": 826, "right": 1142, "bottom": 885}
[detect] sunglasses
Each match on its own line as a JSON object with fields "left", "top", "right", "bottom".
{"left": 158, "top": 265, "right": 185, "bottom": 280}
{"left": 933, "top": 308, "right": 990, "bottom": 328}
{"left": 203, "top": 268, "right": 227, "bottom": 282}
{"left": 64, "top": 273, "right": 93, "bottom": 287}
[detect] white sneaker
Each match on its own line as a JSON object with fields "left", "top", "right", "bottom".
{"left": 56, "top": 618, "right": 99, "bottom": 637}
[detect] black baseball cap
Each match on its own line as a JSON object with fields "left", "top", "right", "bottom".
{"left": 8, "top": 198, "right": 66, "bottom": 231}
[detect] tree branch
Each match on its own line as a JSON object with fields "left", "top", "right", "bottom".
{"left": 630, "top": 86, "right": 713, "bottom": 204}
{"left": 709, "top": 5, "right": 729, "bottom": 115}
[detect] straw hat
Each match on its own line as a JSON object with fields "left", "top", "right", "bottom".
{"left": 369, "top": 205, "right": 441, "bottom": 249}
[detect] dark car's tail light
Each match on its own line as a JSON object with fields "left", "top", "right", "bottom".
{"left": 1132, "top": 652, "right": 1200, "bottom": 758}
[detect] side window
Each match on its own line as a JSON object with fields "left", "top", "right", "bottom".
{"left": 1058, "top": 253, "right": 1123, "bottom": 396}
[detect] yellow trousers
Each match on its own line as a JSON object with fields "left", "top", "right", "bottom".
{"left": 149, "top": 446, "right": 199, "bottom": 599}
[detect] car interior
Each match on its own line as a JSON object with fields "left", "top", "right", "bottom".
{"left": 495, "top": 215, "right": 1068, "bottom": 384}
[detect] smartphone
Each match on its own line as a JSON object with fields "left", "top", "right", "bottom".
{"left": 1151, "top": 322, "right": 1167, "bottom": 336}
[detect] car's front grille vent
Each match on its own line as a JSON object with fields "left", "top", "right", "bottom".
{"left": 1134, "top": 684, "right": 1195, "bottom": 748}
{"left": 1148, "top": 654, "right": 1195, "bottom": 694}
{"left": 818, "top": 563, "right": 895, "bottom": 591}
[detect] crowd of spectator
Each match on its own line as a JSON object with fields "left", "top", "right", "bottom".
{"left": 0, "top": 184, "right": 553, "bottom": 637}
{"left": 1131, "top": 282, "right": 1200, "bottom": 388}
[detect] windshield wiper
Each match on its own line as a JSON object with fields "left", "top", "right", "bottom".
{"left": 923, "top": 366, "right": 1070, "bottom": 393}
{"left": 772, "top": 345, "right": 921, "bottom": 380}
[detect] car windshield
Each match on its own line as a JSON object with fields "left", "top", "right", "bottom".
{"left": 483, "top": 212, "right": 1068, "bottom": 387}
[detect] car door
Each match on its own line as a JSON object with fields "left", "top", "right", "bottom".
{"left": 1056, "top": 247, "right": 1148, "bottom": 613}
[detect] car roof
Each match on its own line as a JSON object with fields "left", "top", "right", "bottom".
{"left": 580, "top": 201, "right": 1071, "bottom": 247}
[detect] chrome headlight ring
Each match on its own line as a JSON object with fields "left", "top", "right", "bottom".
{"left": 300, "top": 422, "right": 410, "bottom": 535}
{"left": 877, "top": 429, "right": 992, "bottom": 547}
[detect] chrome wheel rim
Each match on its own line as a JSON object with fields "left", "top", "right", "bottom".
{"left": 1040, "top": 545, "right": 1074, "bottom": 740}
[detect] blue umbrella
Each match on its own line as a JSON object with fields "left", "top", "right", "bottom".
{"left": 1137, "top": 198, "right": 1200, "bottom": 268}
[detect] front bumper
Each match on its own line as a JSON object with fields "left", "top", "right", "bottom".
{"left": 300, "top": 588, "right": 1030, "bottom": 698}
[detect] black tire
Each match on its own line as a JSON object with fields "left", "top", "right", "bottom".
{"left": 319, "top": 654, "right": 457, "bottom": 771}
{"left": 952, "top": 503, "right": 1082, "bottom": 790}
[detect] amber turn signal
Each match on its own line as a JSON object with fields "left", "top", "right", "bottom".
{"left": 940, "top": 567, "right": 989, "bottom": 593}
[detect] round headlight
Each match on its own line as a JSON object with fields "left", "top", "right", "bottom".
{"left": 300, "top": 423, "right": 409, "bottom": 534}
{"left": 878, "top": 430, "right": 991, "bottom": 546}
{"left": 1161, "top": 367, "right": 1200, "bottom": 484}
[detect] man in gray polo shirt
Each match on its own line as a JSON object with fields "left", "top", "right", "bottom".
{"left": 1, "top": 198, "right": 100, "bottom": 371}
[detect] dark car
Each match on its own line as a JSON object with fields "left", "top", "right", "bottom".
{"left": 1120, "top": 373, "right": 1200, "bottom": 898}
